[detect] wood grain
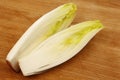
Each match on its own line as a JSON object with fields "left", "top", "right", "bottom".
{"left": 0, "top": 0, "right": 120, "bottom": 80}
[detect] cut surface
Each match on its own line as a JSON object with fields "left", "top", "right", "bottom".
{"left": 6, "top": 3, "right": 77, "bottom": 72}
{"left": 19, "top": 20, "right": 104, "bottom": 76}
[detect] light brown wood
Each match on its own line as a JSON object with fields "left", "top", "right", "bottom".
{"left": 0, "top": 0, "right": 120, "bottom": 80}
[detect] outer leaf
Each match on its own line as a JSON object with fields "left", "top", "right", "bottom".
{"left": 6, "top": 3, "right": 77, "bottom": 72}
{"left": 19, "top": 20, "right": 104, "bottom": 76}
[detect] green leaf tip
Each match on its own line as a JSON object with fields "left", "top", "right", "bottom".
{"left": 63, "top": 20, "right": 104, "bottom": 45}
{"left": 63, "top": 3, "right": 77, "bottom": 11}
{"left": 40, "top": 3, "right": 77, "bottom": 41}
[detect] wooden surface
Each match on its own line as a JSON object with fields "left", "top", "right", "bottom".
{"left": 0, "top": 0, "right": 120, "bottom": 80}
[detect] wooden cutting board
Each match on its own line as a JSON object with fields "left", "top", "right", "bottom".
{"left": 0, "top": 0, "right": 120, "bottom": 80}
